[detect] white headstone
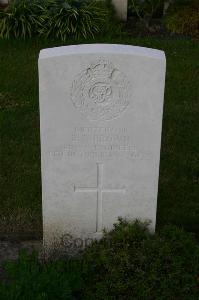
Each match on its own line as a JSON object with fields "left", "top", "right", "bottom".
{"left": 39, "top": 44, "right": 166, "bottom": 247}
{"left": 112, "top": 0, "right": 128, "bottom": 21}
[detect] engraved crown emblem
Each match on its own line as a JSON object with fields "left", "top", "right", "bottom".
{"left": 71, "top": 59, "right": 131, "bottom": 121}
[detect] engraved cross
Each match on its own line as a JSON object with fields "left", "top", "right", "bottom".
{"left": 74, "top": 163, "right": 126, "bottom": 233}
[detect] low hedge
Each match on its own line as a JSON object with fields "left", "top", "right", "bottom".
{"left": 0, "top": 219, "right": 199, "bottom": 299}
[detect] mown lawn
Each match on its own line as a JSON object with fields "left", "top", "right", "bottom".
{"left": 0, "top": 36, "right": 198, "bottom": 238}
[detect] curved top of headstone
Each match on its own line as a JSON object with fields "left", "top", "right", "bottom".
{"left": 39, "top": 44, "right": 165, "bottom": 60}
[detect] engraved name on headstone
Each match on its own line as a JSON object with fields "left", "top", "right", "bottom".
{"left": 39, "top": 44, "right": 166, "bottom": 247}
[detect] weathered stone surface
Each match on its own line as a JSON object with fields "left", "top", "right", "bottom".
{"left": 39, "top": 44, "right": 166, "bottom": 247}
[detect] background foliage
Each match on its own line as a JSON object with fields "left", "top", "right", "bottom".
{"left": 127, "top": 0, "right": 199, "bottom": 38}
{"left": 0, "top": 0, "right": 42, "bottom": 38}
{"left": 0, "top": 0, "right": 198, "bottom": 39}
{"left": 128, "top": 0, "right": 164, "bottom": 23}
{"left": 164, "top": 0, "right": 199, "bottom": 39}
{"left": 0, "top": 0, "right": 114, "bottom": 40}
{"left": 38, "top": 0, "right": 114, "bottom": 40}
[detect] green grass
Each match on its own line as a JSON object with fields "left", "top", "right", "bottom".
{"left": 0, "top": 35, "right": 198, "bottom": 237}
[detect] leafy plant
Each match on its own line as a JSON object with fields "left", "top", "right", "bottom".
{"left": 39, "top": 0, "right": 111, "bottom": 40}
{"left": 0, "top": 0, "right": 113, "bottom": 40}
{"left": 0, "top": 0, "right": 43, "bottom": 39}
{"left": 82, "top": 219, "right": 199, "bottom": 299}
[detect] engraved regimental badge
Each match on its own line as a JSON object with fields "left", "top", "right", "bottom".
{"left": 71, "top": 59, "right": 130, "bottom": 121}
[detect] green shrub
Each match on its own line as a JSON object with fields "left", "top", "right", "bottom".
{"left": 164, "top": 1, "right": 199, "bottom": 39}
{"left": 82, "top": 219, "right": 199, "bottom": 299}
{"left": 0, "top": 220, "right": 198, "bottom": 299}
{"left": 0, "top": 0, "right": 113, "bottom": 40}
{"left": 39, "top": 0, "right": 112, "bottom": 40}
{"left": 0, "top": 0, "right": 43, "bottom": 39}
